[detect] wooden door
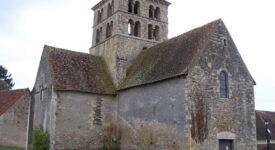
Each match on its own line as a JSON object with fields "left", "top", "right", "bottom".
{"left": 219, "top": 140, "right": 233, "bottom": 150}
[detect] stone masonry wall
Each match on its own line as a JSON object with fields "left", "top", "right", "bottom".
{"left": 183, "top": 21, "right": 257, "bottom": 150}
{"left": 118, "top": 78, "right": 189, "bottom": 150}
{"left": 31, "top": 50, "right": 57, "bottom": 149}
{"left": 53, "top": 91, "right": 117, "bottom": 150}
{"left": 91, "top": 35, "right": 158, "bottom": 86}
{"left": 0, "top": 93, "right": 30, "bottom": 148}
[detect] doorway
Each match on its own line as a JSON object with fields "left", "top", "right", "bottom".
{"left": 219, "top": 140, "right": 233, "bottom": 150}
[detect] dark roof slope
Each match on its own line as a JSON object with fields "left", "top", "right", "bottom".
{"left": 256, "top": 110, "right": 275, "bottom": 140}
{"left": 0, "top": 88, "right": 30, "bottom": 115}
{"left": 44, "top": 45, "right": 115, "bottom": 95}
{"left": 119, "top": 20, "right": 218, "bottom": 90}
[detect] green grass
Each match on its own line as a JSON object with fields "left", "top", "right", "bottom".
{"left": 0, "top": 146, "right": 24, "bottom": 150}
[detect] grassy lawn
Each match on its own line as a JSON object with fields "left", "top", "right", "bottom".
{"left": 0, "top": 146, "right": 24, "bottom": 150}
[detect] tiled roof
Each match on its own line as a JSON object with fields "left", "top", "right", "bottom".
{"left": 44, "top": 45, "right": 116, "bottom": 95}
{"left": 0, "top": 88, "right": 30, "bottom": 116}
{"left": 119, "top": 19, "right": 219, "bottom": 89}
{"left": 256, "top": 110, "right": 275, "bottom": 140}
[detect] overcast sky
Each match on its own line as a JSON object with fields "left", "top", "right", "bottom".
{"left": 0, "top": 0, "right": 274, "bottom": 111}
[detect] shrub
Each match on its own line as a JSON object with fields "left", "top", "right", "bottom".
{"left": 32, "top": 127, "right": 50, "bottom": 150}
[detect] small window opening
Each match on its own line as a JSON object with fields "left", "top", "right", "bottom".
{"left": 223, "top": 38, "right": 227, "bottom": 46}
{"left": 143, "top": 47, "right": 147, "bottom": 50}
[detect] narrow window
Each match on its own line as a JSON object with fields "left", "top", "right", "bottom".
{"left": 110, "top": 21, "right": 113, "bottom": 36}
{"left": 106, "top": 23, "right": 110, "bottom": 38}
{"left": 134, "top": 21, "right": 141, "bottom": 37}
{"left": 128, "top": 19, "right": 134, "bottom": 35}
{"left": 96, "top": 29, "right": 100, "bottom": 43}
{"left": 107, "top": 3, "right": 112, "bottom": 17}
{"left": 101, "top": 8, "right": 104, "bottom": 20}
{"left": 220, "top": 71, "right": 228, "bottom": 98}
{"left": 153, "top": 25, "right": 160, "bottom": 41}
{"left": 154, "top": 7, "right": 160, "bottom": 20}
{"left": 134, "top": 1, "right": 140, "bottom": 14}
{"left": 148, "top": 24, "right": 153, "bottom": 39}
{"left": 223, "top": 38, "right": 227, "bottom": 46}
{"left": 97, "top": 11, "right": 101, "bottom": 23}
{"left": 149, "top": 5, "right": 154, "bottom": 18}
{"left": 128, "top": 0, "right": 133, "bottom": 13}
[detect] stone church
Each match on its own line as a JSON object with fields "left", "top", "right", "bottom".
{"left": 28, "top": 0, "right": 257, "bottom": 150}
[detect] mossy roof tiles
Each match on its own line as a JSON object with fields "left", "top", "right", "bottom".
{"left": 44, "top": 45, "right": 116, "bottom": 95}
{"left": 0, "top": 88, "right": 30, "bottom": 115}
{"left": 119, "top": 20, "right": 219, "bottom": 90}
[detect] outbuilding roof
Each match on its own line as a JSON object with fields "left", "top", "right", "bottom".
{"left": 256, "top": 110, "right": 275, "bottom": 140}
{"left": 44, "top": 45, "right": 116, "bottom": 95}
{"left": 118, "top": 20, "right": 218, "bottom": 89}
{"left": 0, "top": 88, "right": 30, "bottom": 115}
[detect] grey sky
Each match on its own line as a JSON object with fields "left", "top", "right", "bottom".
{"left": 0, "top": 0, "right": 274, "bottom": 111}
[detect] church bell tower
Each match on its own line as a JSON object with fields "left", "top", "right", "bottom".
{"left": 90, "top": 0, "right": 170, "bottom": 86}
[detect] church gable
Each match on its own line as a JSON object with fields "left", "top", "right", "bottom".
{"left": 43, "top": 45, "right": 116, "bottom": 95}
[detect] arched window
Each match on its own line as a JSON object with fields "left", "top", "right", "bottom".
{"left": 134, "top": 1, "right": 140, "bottom": 14}
{"left": 110, "top": 21, "right": 113, "bottom": 36}
{"left": 97, "top": 11, "right": 101, "bottom": 23}
{"left": 101, "top": 8, "right": 104, "bottom": 20}
{"left": 148, "top": 24, "right": 153, "bottom": 39}
{"left": 220, "top": 71, "right": 228, "bottom": 98}
{"left": 96, "top": 29, "right": 100, "bottom": 43}
{"left": 149, "top": 5, "right": 154, "bottom": 18}
{"left": 106, "top": 21, "right": 113, "bottom": 38}
{"left": 106, "top": 23, "right": 110, "bottom": 38}
{"left": 153, "top": 25, "right": 160, "bottom": 41}
{"left": 154, "top": 7, "right": 160, "bottom": 20}
{"left": 107, "top": 3, "right": 113, "bottom": 17}
{"left": 128, "top": 0, "right": 133, "bottom": 13}
{"left": 128, "top": 19, "right": 134, "bottom": 35}
{"left": 134, "top": 21, "right": 141, "bottom": 37}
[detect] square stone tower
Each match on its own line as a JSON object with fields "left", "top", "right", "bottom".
{"left": 90, "top": 0, "right": 170, "bottom": 86}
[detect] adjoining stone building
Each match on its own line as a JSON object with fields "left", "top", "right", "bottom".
{"left": 28, "top": 0, "right": 257, "bottom": 150}
{"left": 0, "top": 88, "right": 31, "bottom": 148}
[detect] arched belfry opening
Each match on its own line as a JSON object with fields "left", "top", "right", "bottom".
{"left": 149, "top": 5, "right": 154, "bottom": 18}
{"left": 128, "top": 0, "right": 134, "bottom": 13}
{"left": 153, "top": 25, "right": 160, "bottom": 41}
{"left": 128, "top": 19, "right": 134, "bottom": 35}
{"left": 106, "top": 21, "right": 113, "bottom": 38}
{"left": 148, "top": 24, "right": 153, "bottom": 39}
{"left": 134, "top": 1, "right": 140, "bottom": 14}
{"left": 134, "top": 21, "right": 141, "bottom": 37}
{"left": 154, "top": 7, "right": 160, "bottom": 20}
{"left": 107, "top": 1, "right": 114, "bottom": 17}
